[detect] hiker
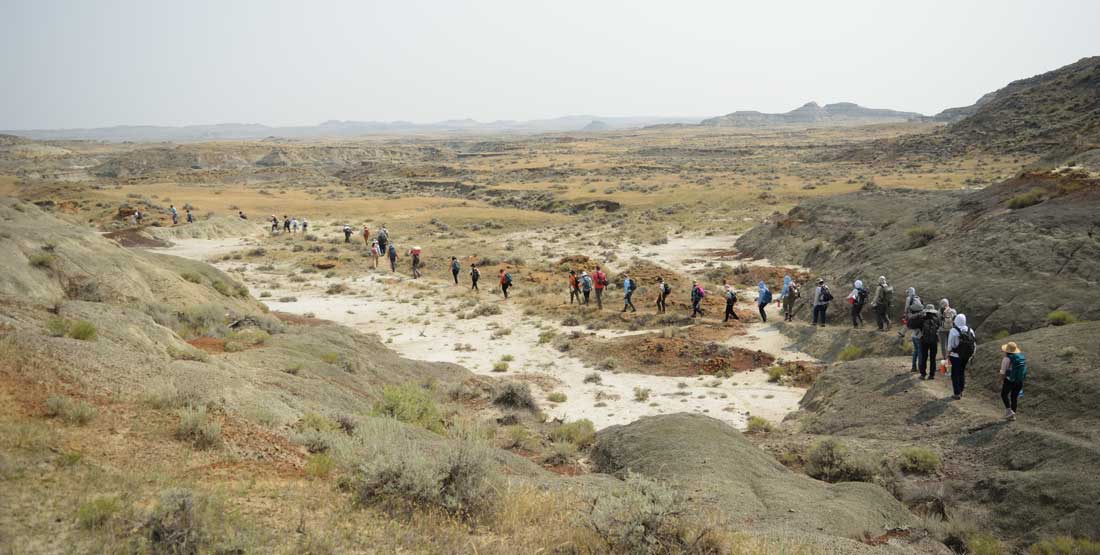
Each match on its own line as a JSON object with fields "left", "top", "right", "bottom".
{"left": 283, "top": 215, "right": 291, "bottom": 233}
{"left": 593, "top": 265, "right": 608, "bottom": 310}
{"left": 135, "top": 210, "right": 143, "bottom": 224}
{"left": 301, "top": 219, "right": 308, "bottom": 233}
{"left": 811, "top": 279, "right": 832, "bottom": 326}
{"left": 870, "top": 276, "right": 893, "bottom": 331}
{"left": 363, "top": 225, "right": 370, "bottom": 246}
{"left": 377, "top": 225, "right": 389, "bottom": 255}
{"left": 901, "top": 287, "right": 924, "bottom": 372}
{"left": 451, "top": 257, "right": 461, "bottom": 284}
{"left": 387, "top": 243, "right": 398, "bottom": 272}
{"left": 947, "top": 314, "right": 976, "bottom": 400}
{"left": 470, "top": 264, "right": 481, "bottom": 291}
{"left": 568, "top": 270, "right": 581, "bottom": 304}
{"left": 938, "top": 299, "right": 957, "bottom": 362}
{"left": 130, "top": 212, "right": 138, "bottom": 225}
{"left": 916, "top": 303, "right": 941, "bottom": 380}
{"left": 780, "top": 276, "right": 799, "bottom": 322}
{"left": 409, "top": 246, "right": 422, "bottom": 279}
{"left": 690, "top": 281, "right": 706, "bottom": 318}
{"left": 621, "top": 273, "right": 637, "bottom": 313}
{"left": 757, "top": 281, "right": 772, "bottom": 322}
{"left": 238, "top": 210, "right": 247, "bottom": 220}
{"left": 342, "top": 224, "right": 352, "bottom": 243}
{"left": 656, "top": 276, "right": 670, "bottom": 314}
{"left": 170, "top": 205, "right": 179, "bottom": 225}
{"left": 724, "top": 284, "right": 739, "bottom": 322}
{"left": 291, "top": 217, "right": 299, "bottom": 233}
{"left": 581, "top": 271, "right": 593, "bottom": 305}
{"left": 499, "top": 268, "right": 513, "bottom": 299}
{"left": 185, "top": 209, "right": 194, "bottom": 224}
{"left": 848, "top": 279, "right": 869, "bottom": 328}
{"left": 369, "top": 240, "right": 380, "bottom": 269}
{"left": 271, "top": 215, "right": 279, "bottom": 233}
{"left": 999, "top": 342, "right": 1027, "bottom": 421}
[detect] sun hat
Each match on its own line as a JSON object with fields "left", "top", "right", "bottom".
{"left": 817, "top": 278, "right": 824, "bottom": 284}
{"left": 1001, "top": 342, "right": 1020, "bottom": 354}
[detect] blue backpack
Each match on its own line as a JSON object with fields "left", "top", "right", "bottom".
{"left": 761, "top": 289, "right": 773, "bottom": 304}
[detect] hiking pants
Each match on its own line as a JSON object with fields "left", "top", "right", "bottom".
{"left": 570, "top": 287, "right": 581, "bottom": 304}
{"left": 378, "top": 239, "right": 388, "bottom": 255}
{"left": 725, "top": 300, "right": 739, "bottom": 322}
{"left": 918, "top": 340, "right": 938, "bottom": 378}
{"left": 812, "top": 304, "right": 827, "bottom": 325}
{"left": 910, "top": 336, "right": 920, "bottom": 370}
{"left": 583, "top": 290, "right": 590, "bottom": 305}
{"left": 758, "top": 303, "right": 768, "bottom": 323}
{"left": 782, "top": 297, "right": 794, "bottom": 321}
{"left": 949, "top": 355, "right": 968, "bottom": 397}
{"left": 285, "top": 222, "right": 291, "bottom": 232}
{"left": 389, "top": 256, "right": 396, "bottom": 272}
{"left": 471, "top": 277, "right": 479, "bottom": 291}
{"left": 501, "top": 283, "right": 510, "bottom": 299}
{"left": 453, "top": 270, "right": 459, "bottom": 284}
{"left": 938, "top": 330, "right": 950, "bottom": 361}
{"left": 623, "top": 291, "right": 636, "bottom": 312}
{"left": 874, "top": 305, "right": 889, "bottom": 330}
{"left": 692, "top": 299, "right": 704, "bottom": 317}
{"left": 344, "top": 232, "right": 351, "bottom": 243}
{"left": 851, "top": 304, "right": 864, "bottom": 327}
{"left": 657, "top": 292, "right": 668, "bottom": 313}
{"left": 1001, "top": 379, "right": 1023, "bottom": 411}
{"left": 595, "top": 289, "right": 603, "bottom": 309}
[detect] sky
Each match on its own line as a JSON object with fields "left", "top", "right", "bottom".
{"left": 2, "top": 0, "right": 1098, "bottom": 129}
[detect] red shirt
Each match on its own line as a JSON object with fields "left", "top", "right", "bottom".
{"left": 593, "top": 271, "right": 607, "bottom": 289}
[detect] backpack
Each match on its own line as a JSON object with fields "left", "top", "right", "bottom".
{"left": 954, "top": 326, "right": 976, "bottom": 360}
{"left": 1006, "top": 353, "right": 1028, "bottom": 383}
{"left": 854, "top": 288, "right": 868, "bottom": 307}
{"left": 452, "top": 260, "right": 460, "bottom": 271}
{"left": 583, "top": 276, "right": 593, "bottom": 291}
{"left": 920, "top": 314, "right": 940, "bottom": 345}
{"left": 596, "top": 272, "right": 608, "bottom": 286}
{"left": 790, "top": 284, "right": 801, "bottom": 300}
{"left": 695, "top": 286, "right": 705, "bottom": 299}
{"left": 662, "top": 282, "right": 671, "bottom": 295}
{"left": 472, "top": 268, "right": 480, "bottom": 279}
{"left": 761, "top": 289, "right": 773, "bottom": 304}
{"left": 504, "top": 273, "right": 513, "bottom": 285}
{"left": 819, "top": 286, "right": 833, "bottom": 303}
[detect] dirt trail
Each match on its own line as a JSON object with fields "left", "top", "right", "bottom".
{"left": 152, "top": 235, "right": 817, "bottom": 430}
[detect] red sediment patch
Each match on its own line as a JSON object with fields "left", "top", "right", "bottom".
{"left": 271, "top": 311, "right": 329, "bottom": 326}
{"left": 103, "top": 227, "right": 172, "bottom": 248}
{"left": 861, "top": 529, "right": 912, "bottom": 546}
{"left": 188, "top": 336, "right": 226, "bottom": 353}
{"left": 584, "top": 334, "right": 776, "bottom": 377}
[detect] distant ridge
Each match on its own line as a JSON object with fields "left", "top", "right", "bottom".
{"left": 701, "top": 101, "right": 924, "bottom": 127}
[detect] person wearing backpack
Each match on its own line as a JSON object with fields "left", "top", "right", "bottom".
{"left": 409, "top": 246, "right": 422, "bottom": 279}
{"left": 900, "top": 287, "right": 924, "bottom": 371}
{"left": 470, "top": 264, "right": 481, "bottom": 291}
{"left": 655, "top": 277, "right": 670, "bottom": 314}
{"left": 938, "top": 299, "right": 957, "bottom": 364}
{"left": 724, "top": 284, "right": 740, "bottom": 322}
{"left": 848, "top": 279, "right": 869, "bottom": 328}
{"left": 621, "top": 273, "right": 637, "bottom": 313}
{"left": 690, "top": 281, "right": 706, "bottom": 318}
{"left": 369, "top": 240, "right": 380, "bottom": 269}
{"left": 377, "top": 225, "right": 389, "bottom": 257}
{"left": 870, "top": 276, "right": 893, "bottom": 331}
{"left": 593, "top": 265, "right": 608, "bottom": 310}
{"left": 343, "top": 224, "right": 352, "bottom": 243}
{"left": 812, "top": 279, "right": 831, "bottom": 326}
{"left": 387, "top": 243, "right": 398, "bottom": 272}
{"left": 757, "top": 281, "right": 772, "bottom": 322}
{"left": 568, "top": 270, "right": 581, "bottom": 304}
{"left": 186, "top": 209, "right": 194, "bottom": 224}
{"left": 781, "top": 276, "right": 800, "bottom": 322}
{"left": 499, "top": 268, "right": 513, "bottom": 299}
{"left": 916, "top": 303, "right": 941, "bottom": 380}
{"left": 451, "top": 257, "right": 461, "bottom": 285}
{"left": 581, "top": 271, "right": 593, "bottom": 305}
{"left": 999, "top": 342, "right": 1027, "bottom": 421}
{"left": 947, "top": 314, "right": 976, "bottom": 400}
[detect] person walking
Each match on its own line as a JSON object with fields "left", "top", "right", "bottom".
{"left": 377, "top": 225, "right": 389, "bottom": 256}
{"left": 946, "top": 314, "right": 976, "bottom": 400}
{"left": 724, "top": 284, "right": 739, "bottom": 322}
{"left": 900, "top": 287, "right": 924, "bottom": 372}
{"left": 691, "top": 281, "right": 706, "bottom": 318}
{"left": 185, "top": 209, "right": 194, "bottom": 224}
{"left": 369, "top": 240, "right": 380, "bottom": 269}
{"left": 621, "top": 273, "right": 637, "bottom": 313}
{"left": 811, "top": 279, "right": 831, "bottom": 326}
{"left": 451, "top": 257, "right": 461, "bottom": 285}
{"left": 870, "top": 276, "right": 893, "bottom": 331}
{"left": 283, "top": 215, "right": 291, "bottom": 233}
{"left": 568, "top": 270, "right": 581, "bottom": 304}
{"left": 291, "top": 217, "right": 299, "bottom": 233}
{"left": 655, "top": 276, "right": 670, "bottom": 314}
{"left": 363, "top": 225, "right": 371, "bottom": 246}
{"left": 916, "top": 303, "right": 941, "bottom": 380}
{"left": 470, "top": 264, "right": 481, "bottom": 291}
{"left": 757, "top": 281, "right": 772, "bottom": 322}
{"left": 938, "top": 299, "right": 957, "bottom": 363}
{"left": 581, "top": 271, "right": 593, "bottom": 305}
{"left": 780, "top": 276, "right": 799, "bottom": 322}
{"left": 301, "top": 218, "right": 308, "bottom": 233}
{"left": 499, "top": 268, "right": 512, "bottom": 299}
{"left": 387, "top": 243, "right": 398, "bottom": 272}
{"left": 271, "top": 215, "right": 279, "bottom": 233}
{"left": 343, "top": 224, "right": 353, "bottom": 243}
{"left": 848, "top": 280, "right": 869, "bottom": 328}
{"left": 999, "top": 342, "right": 1028, "bottom": 421}
{"left": 593, "top": 265, "right": 608, "bottom": 310}
{"left": 409, "top": 246, "right": 422, "bottom": 279}
{"left": 238, "top": 210, "right": 247, "bottom": 220}
{"left": 169, "top": 205, "right": 179, "bottom": 225}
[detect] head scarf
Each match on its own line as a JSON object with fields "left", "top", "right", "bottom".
{"left": 954, "top": 313, "right": 968, "bottom": 331}
{"left": 782, "top": 275, "right": 792, "bottom": 296}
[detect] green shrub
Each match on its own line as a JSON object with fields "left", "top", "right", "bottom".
{"left": 547, "top": 392, "right": 567, "bottom": 403}
{"left": 175, "top": 405, "right": 222, "bottom": 449}
{"left": 146, "top": 488, "right": 202, "bottom": 554}
{"left": 28, "top": 252, "right": 59, "bottom": 270}
{"left": 541, "top": 441, "right": 579, "bottom": 466}
{"left": 898, "top": 447, "right": 941, "bottom": 475}
{"left": 1007, "top": 188, "right": 1045, "bottom": 209}
{"left": 765, "top": 366, "right": 786, "bottom": 383}
{"left": 993, "top": 330, "right": 1011, "bottom": 340}
{"left": 66, "top": 320, "right": 97, "bottom": 341}
{"left": 305, "top": 453, "right": 336, "bottom": 478}
{"left": 583, "top": 372, "right": 603, "bottom": 384}
{"left": 492, "top": 381, "right": 539, "bottom": 412}
{"left": 585, "top": 472, "right": 692, "bottom": 554}
{"left": 295, "top": 429, "right": 333, "bottom": 454}
{"left": 44, "top": 395, "right": 96, "bottom": 425}
{"left": 837, "top": 345, "right": 866, "bottom": 361}
{"left": 46, "top": 317, "right": 69, "bottom": 337}
{"left": 180, "top": 272, "right": 203, "bottom": 284}
{"left": 633, "top": 387, "right": 652, "bottom": 402}
{"left": 492, "top": 361, "right": 509, "bottom": 372}
{"left": 1047, "top": 310, "right": 1078, "bottom": 326}
{"left": 503, "top": 425, "right": 540, "bottom": 451}
{"left": 598, "top": 358, "right": 617, "bottom": 370}
{"left": 357, "top": 440, "right": 499, "bottom": 519}
{"left": 549, "top": 419, "right": 596, "bottom": 448}
{"left": 746, "top": 416, "right": 773, "bottom": 433}
{"left": 319, "top": 352, "right": 340, "bottom": 364}
{"left": 77, "top": 496, "right": 122, "bottom": 529}
{"left": 805, "top": 439, "right": 875, "bottom": 483}
{"left": 1030, "top": 537, "right": 1100, "bottom": 555}
{"left": 372, "top": 383, "right": 444, "bottom": 433}
{"left": 905, "top": 226, "right": 937, "bottom": 248}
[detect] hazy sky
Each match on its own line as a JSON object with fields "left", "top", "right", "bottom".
{"left": 2, "top": 0, "right": 1098, "bottom": 129}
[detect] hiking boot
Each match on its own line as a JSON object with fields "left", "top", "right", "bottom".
{"left": 952, "top": 395, "right": 961, "bottom": 400}
{"left": 1004, "top": 409, "right": 1014, "bottom": 420}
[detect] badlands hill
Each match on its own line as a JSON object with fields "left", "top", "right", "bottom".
{"left": 701, "top": 102, "right": 924, "bottom": 128}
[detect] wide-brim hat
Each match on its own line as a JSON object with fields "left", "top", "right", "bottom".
{"left": 1001, "top": 342, "right": 1020, "bottom": 354}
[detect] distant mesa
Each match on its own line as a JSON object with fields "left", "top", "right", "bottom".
{"left": 701, "top": 101, "right": 924, "bottom": 127}
{"left": 582, "top": 120, "right": 609, "bottom": 132}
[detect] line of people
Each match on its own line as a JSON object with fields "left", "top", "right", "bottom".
{"left": 271, "top": 214, "right": 309, "bottom": 234}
